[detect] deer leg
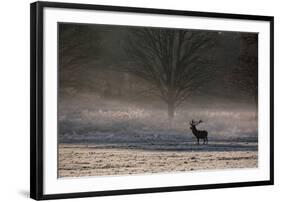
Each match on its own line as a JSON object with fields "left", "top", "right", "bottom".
{"left": 197, "top": 138, "right": 199, "bottom": 145}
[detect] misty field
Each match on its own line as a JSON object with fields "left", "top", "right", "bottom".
{"left": 58, "top": 93, "right": 258, "bottom": 178}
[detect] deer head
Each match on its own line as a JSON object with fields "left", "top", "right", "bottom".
{"left": 189, "top": 119, "right": 203, "bottom": 130}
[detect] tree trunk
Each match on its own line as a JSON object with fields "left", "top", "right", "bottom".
{"left": 167, "top": 102, "right": 175, "bottom": 128}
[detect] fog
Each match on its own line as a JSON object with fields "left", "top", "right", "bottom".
{"left": 58, "top": 93, "right": 257, "bottom": 148}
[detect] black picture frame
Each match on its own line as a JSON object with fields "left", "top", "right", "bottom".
{"left": 30, "top": 1, "right": 274, "bottom": 200}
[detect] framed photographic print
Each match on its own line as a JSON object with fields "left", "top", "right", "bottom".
{"left": 30, "top": 1, "right": 274, "bottom": 200}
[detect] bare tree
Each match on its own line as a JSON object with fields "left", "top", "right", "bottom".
{"left": 59, "top": 24, "right": 104, "bottom": 91}
{"left": 124, "top": 28, "right": 217, "bottom": 125}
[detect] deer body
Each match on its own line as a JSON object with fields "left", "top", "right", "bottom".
{"left": 189, "top": 120, "right": 208, "bottom": 144}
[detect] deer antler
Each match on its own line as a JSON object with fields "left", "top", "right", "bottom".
{"left": 190, "top": 120, "right": 195, "bottom": 125}
{"left": 194, "top": 120, "right": 203, "bottom": 126}
{"left": 190, "top": 120, "right": 204, "bottom": 126}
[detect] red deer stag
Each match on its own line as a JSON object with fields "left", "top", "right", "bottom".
{"left": 189, "top": 120, "right": 208, "bottom": 145}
